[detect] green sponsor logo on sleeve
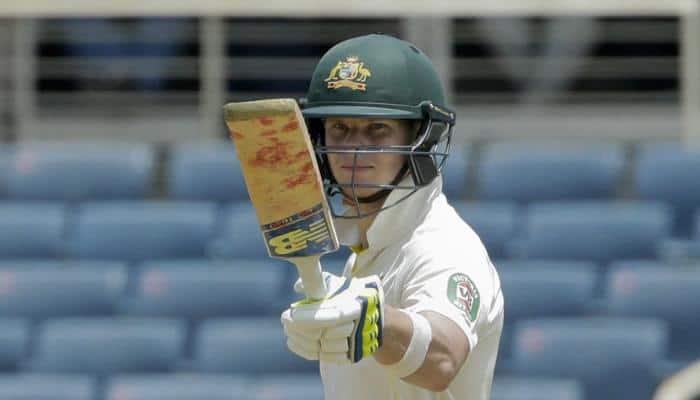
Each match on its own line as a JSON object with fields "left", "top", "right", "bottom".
{"left": 447, "top": 273, "right": 480, "bottom": 323}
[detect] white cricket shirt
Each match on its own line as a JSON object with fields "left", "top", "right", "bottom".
{"left": 321, "top": 177, "right": 504, "bottom": 400}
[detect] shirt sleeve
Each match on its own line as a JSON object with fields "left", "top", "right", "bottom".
{"left": 399, "top": 252, "right": 496, "bottom": 352}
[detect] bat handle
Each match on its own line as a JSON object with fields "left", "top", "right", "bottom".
{"left": 293, "top": 257, "right": 327, "bottom": 300}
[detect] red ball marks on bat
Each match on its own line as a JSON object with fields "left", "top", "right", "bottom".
{"left": 301, "top": 162, "right": 314, "bottom": 173}
{"left": 261, "top": 129, "right": 278, "bottom": 137}
{"left": 294, "top": 150, "right": 309, "bottom": 161}
{"left": 283, "top": 173, "right": 313, "bottom": 189}
{"left": 259, "top": 117, "right": 274, "bottom": 126}
{"left": 250, "top": 141, "right": 294, "bottom": 168}
{"left": 231, "top": 131, "right": 245, "bottom": 140}
{"left": 282, "top": 121, "right": 299, "bottom": 132}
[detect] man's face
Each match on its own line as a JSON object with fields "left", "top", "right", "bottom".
{"left": 323, "top": 118, "right": 416, "bottom": 199}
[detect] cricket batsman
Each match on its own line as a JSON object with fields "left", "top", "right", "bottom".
{"left": 281, "top": 33, "right": 504, "bottom": 399}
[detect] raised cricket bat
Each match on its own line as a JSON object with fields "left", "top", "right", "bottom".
{"left": 223, "top": 98, "right": 338, "bottom": 300}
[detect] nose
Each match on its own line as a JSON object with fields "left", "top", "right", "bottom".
{"left": 337, "top": 129, "right": 375, "bottom": 147}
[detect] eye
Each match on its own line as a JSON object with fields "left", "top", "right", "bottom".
{"left": 325, "top": 122, "right": 349, "bottom": 142}
{"left": 367, "top": 123, "right": 393, "bottom": 139}
{"left": 368, "top": 123, "right": 389, "bottom": 131}
{"left": 330, "top": 122, "right": 348, "bottom": 132}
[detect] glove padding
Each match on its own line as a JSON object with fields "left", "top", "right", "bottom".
{"left": 281, "top": 272, "right": 384, "bottom": 364}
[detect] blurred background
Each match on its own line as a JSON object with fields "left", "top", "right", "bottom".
{"left": 0, "top": 1, "right": 700, "bottom": 400}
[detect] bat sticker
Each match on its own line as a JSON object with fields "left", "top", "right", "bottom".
{"left": 263, "top": 203, "right": 335, "bottom": 257}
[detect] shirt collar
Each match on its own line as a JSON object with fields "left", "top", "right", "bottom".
{"left": 333, "top": 176, "right": 443, "bottom": 251}
{"left": 366, "top": 176, "right": 442, "bottom": 251}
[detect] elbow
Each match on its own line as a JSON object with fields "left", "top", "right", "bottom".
{"left": 425, "top": 359, "right": 459, "bottom": 392}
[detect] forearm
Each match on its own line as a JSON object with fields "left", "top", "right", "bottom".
{"left": 374, "top": 305, "right": 466, "bottom": 392}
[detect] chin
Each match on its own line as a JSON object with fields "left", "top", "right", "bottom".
{"left": 341, "top": 187, "right": 385, "bottom": 200}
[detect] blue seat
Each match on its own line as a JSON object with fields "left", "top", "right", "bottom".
{"left": 209, "top": 202, "right": 272, "bottom": 260}
{"left": 491, "top": 377, "right": 583, "bottom": 400}
{"left": 320, "top": 256, "right": 348, "bottom": 277}
{"left": 193, "top": 318, "right": 316, "bottom": 374}
{"left": 441, "top": 148, "right": 469, "bottom": 200}
{"left": 509, "top": 202, "right": 671, "bottom": 264}
{"left": 0, "top": 319, "right": 29, "bottom": 371}
{"left": 496, "top": 259, "right": 598, "bottom": 272}
{"left": 167, "top": 141, "right": 248, "bottom": 202}
{"left": 605, "top": 265, "right": 700, "bottom": 361}
{"left": 6, "top": 141, "right": 154, "bottom": 201}
{"left": 0, "top": 145, "right": 11, "bottom": 197}
{"left": 0, "top": 203, "right": 66, "bottom": 259}
{"left": 29, "top": 318, "right": 185, "bottom": 375}
{"left": 105, "top": 374, "right": 248, "bottom": 400}
{"left": 608, "top": 259, "right": 675, "bottom": 270}
{"left": 0, "top": 374, "right": 95, "bottom": 400}
{"left": 636, "top": 142, "right": 700, "bottom": 236}
{"left": 0, "top": 264, "right": 126, "bottom": 319}
{"left": 251, "top": 374, "right": 324, "bottom": 400}
{"left": 498, "top": 266, "right": 596, "bottom": 360}
{"left": 657, "top": 214, "right": 700, "bottom": 263}
{"left": 0, "top": 259, "right": 123, "bottom": 269}
{"left": 511, "top": 318, "right": 667, "bottom": 400}
{"left": 477, "top": 141, "right": 624, "bottom": 203}
{"left": 452, "top": 202, "right": 517, "bottom": 258}
{"left": 657, "top": 238, "right": 700, "bottom": 264}
{"left": 70, "top": 202, "right": 217, "bottom": 263}
{"left": 125, "top": 260, "right": 285, "bottom": 318}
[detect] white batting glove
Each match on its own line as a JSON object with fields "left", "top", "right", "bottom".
{"left": 281, "top": 272, "right": 384, "bottom": 364}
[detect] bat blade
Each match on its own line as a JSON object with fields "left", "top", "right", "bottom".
{"left": 224, "top": 98, "right": 338, "bottom": 300}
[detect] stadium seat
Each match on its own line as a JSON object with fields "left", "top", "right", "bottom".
{"left": 124, "top": 260, "right": 285, "bottom": 318}
{"left": 167, "top": 141, "right": 248, "bottom": 202}
{"left": 636, "top": 142, "right": 700, "bottom": 236}
{"left": 0, "top": 203, "right": 66, "bottom": 259}
{"left": 29, "top": 318, "right": 185, "bottom": 375}
{"left": 0, "top": 146, "right": 11, "bottom": 197}
{"left": 452, "top": 201, "right": 518, "bottom": 259}
{"left": 105, "top": 374, "right": 248, "bottom": 400}
{"left": 208, "top": 202, "right": 272, "bottom": 260}
{"left": 441, "top": 148, "right": 469, "bottom": 200}
{"left": 69, "top": 202, "right": 217, "bottom": 263}
{"left": 251, "top": 374, "right": 324, "bottom": 400}
{"left": 0, "top": 259, "right": 123, "bottom": 269}
{"left": 508, "top": 201, "right": 671, "bottom": 264}
{"left": 491, "top": 377, "right": 584, "bottom": 400}
{"left": 657, "top": 238, "right": 700, "bottom": 264}
{"left": 0, "top": 374, "right": 95, "bottom": 400}
{"left": 320, "top": 256, "right": 348, "bottom": 277}
{"left": 0, "top": 319, "right": 29, "bottom": 371}
{"left": 193, "top": 318, "right": 316, "bottom": 374}
{"left": 511, "top": 318, "right": 667, "bottom": 400}
{"left": 0, "top": 263, "right": 126, "bottom": 319}
{"left": 497, "top": 266, "right": 597, "bottom": 360}
{"left": 608, "top": 259, "right": 678, "bottom": 270}
{"left": 6, "top": 141, "right": 154, "bottom": 201}
{"left": 495, "top": 259, "right": 598, "bottom": 272}
{"left": 477, "top": 141, "right": 624, "bottom": 203}
{"left": 605, "top": 265, "right": 700, "bottom": 361}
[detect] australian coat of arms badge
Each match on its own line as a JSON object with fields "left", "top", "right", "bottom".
{"left": 324, "top": 56, "right": 372, "bottom": 91}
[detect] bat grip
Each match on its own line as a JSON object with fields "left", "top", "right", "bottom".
{"left": 293, "top": 257, "right": 327, "bottom": 300}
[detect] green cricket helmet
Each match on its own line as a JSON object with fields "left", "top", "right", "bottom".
{"left": 301, "top": 33, "right": 456, "bottom": 218}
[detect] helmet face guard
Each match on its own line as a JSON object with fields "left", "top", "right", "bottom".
{"left": 307, "top": 101, "right": 456, "bottom": 219}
